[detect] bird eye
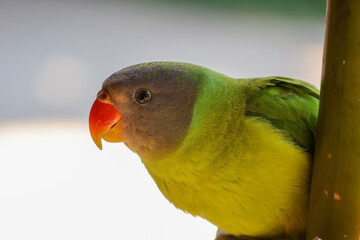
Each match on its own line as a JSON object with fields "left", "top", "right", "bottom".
{"left": 135, "top": 89, "right": 152, "bottom": 104}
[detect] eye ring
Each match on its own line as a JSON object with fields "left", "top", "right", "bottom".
{"left": 135, "top": 89, "right": 152, "bottom": 104}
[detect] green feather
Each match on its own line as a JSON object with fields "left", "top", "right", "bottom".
{"left": 245, "top": 77, "right": 319, "bottom": 153}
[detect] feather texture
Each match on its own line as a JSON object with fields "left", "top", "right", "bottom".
{"left": 142, "top": 69, "right": 319, "bottom": 238}
{"left": 245, "top": 77, "right": 319, "bottom": 153}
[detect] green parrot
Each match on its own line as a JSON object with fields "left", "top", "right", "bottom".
{"left": 89, "top": 62, "right": 319, "bottom": 240}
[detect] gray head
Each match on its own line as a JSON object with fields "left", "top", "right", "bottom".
{"left": 92, "top": 62, "right": 205, "bottom": 160}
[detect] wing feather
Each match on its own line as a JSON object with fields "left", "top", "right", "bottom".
{"left": 245, "top": 77, "right": 319, "bottom": 153}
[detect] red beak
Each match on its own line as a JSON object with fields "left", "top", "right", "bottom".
{"left": 89, "top": 99, "right": 124, "bottom": 150}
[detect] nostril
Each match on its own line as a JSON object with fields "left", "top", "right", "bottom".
{"left": 97, "top": 90, "right": 112, "bottom": 104}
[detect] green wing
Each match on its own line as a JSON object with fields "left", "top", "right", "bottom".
{"left": 244, "top": 77, "right": 319, "bottom": 153}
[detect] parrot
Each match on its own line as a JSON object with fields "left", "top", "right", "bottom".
{"left": 88, "top": 62, "right": 319, "bottom": 240}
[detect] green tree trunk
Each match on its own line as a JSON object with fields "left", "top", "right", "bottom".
{"left": 306, "top": 0, "right": 360, "bottom": 239}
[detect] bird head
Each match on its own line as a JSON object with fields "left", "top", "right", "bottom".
{"left": 89, "top": 62, "right": 203, "bottom": 160}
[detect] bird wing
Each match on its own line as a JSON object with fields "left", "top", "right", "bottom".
{"left": 244, "top": 77, "right": 319, "bottom": 153}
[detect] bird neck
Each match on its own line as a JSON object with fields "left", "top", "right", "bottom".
{"left": 142, "top": 73, "right": 248, "bottom": 177}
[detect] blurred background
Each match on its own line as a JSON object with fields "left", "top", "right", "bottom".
{"left": 0, "top": 0, "right": 325, "bottom": 239}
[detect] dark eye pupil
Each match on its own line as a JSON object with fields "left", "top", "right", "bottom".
{"left": 136, "top": 89, "right": 152, "bottom": 104}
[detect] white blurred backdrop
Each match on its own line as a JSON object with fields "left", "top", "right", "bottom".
{"left": 0, "top": 0, "right": 325, "bottom": 239}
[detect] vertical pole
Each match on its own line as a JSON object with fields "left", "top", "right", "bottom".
{"left": 306, "top": 0, "right": 360, "bottom": 239}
